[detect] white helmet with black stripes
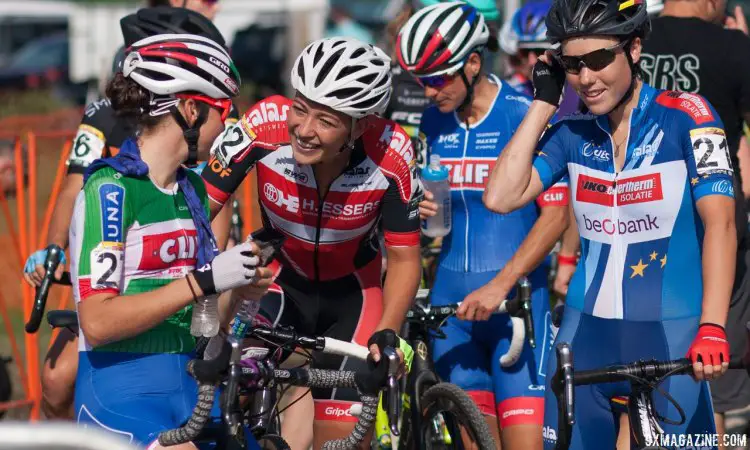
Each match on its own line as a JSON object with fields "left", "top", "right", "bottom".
{"left": 122, "top": 33, "right": 240, "bottom": 99}
{"left": 290, "top": 37, "right": 392, "bottom": 118}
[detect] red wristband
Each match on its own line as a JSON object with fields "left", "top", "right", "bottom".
{"left": 557, "top": 254, "right": 578, "bottom": 266}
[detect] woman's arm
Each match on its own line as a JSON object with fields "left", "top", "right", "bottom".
{"left": 483, "top": 101, "right": 557, "bottom": 213}
{"left": 79, "top": 274, "right": 201, "bottom": 348}
{"left": 696, "top": 195, "right": 736, "bottom": 327}
{"left": 379, "top": 245, "right": 421, "bottom": 332}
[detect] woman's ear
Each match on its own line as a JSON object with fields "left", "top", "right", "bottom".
{"left": 179, "top": 98, "right": 199, "bottom": 126}
{"left": 629, "top": 37, "right": 642, "bottom": 65}
{"left": 352, "top": 116, "right": 372, "bottom": 140}
{"left": 465, "top": 52, "right": 483, "bottom": 78}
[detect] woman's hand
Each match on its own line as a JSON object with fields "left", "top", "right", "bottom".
{"left": 419, "top": 190, "right": 438, "bottom": 220}
{"left": 232, "top": 266, "right": 274, "bottom": 301}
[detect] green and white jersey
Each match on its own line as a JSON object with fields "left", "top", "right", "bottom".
{"left": 70, "top": 167, "right": 210, "bottom": 354}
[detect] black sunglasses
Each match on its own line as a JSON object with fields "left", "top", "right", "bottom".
{"left": 555, "top": 41, "right": 628, "bottom": 74}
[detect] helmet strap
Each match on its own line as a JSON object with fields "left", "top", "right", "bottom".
{"left": 457, "top": 54, "right": 482, "bottom": 116}
{"left": 171, "top": 102, "right": 209, "bottom": 167}
{"left": 340, "top": 116, "right": 357, "bottom": 154}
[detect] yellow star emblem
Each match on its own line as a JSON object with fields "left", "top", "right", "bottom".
{"left": 537, "top": 150, "right": 546, "bottom": 157}
{"left": 691, "top": 177, "right": 699, "bottom": 186}
{"left": 630, "top": 259, "right": 648, "bottom": 278}
{"left": 649, "top": 251, "right": 658, "bottom": 261}
{"left": 660, "top": 254, "right": 667, "bottom": 268}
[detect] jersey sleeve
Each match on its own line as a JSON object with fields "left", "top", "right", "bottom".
{"left": 532, "top": 122, "right": 571, "bottom": 191}
{"left": 202, "top": 96, "right": 291, "bottom": 207}
{"left": 67, "top": 100, "right": 114, "bottom": 174}
{"left": 536, "top": 175, "right": 570, "bottom": 208}
{"left": 74, "top": 169, "right": 129, "bottom": 301}
{"left": 678, "top": 99, "right": 735, "bottom": 201}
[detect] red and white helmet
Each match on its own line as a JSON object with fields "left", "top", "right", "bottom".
{"left": 290, "top": 37, "right": 392, "bottom": 119}
{"left": 397, "top": 1, "right": 490, "bottom": 76}
{"left": 122, "top": 33, "right": 240, "bottom": 99}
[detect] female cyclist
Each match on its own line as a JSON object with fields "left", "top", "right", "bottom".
{"left": 483, "top": 0, "right": 734, "bottom": 447}
{"left": 72, "top": 33, "right": 271, "bottom": 448}
{"left": 200, "top": 37, "right": 422, "bottom": 449}
{"left": 396, "top": 2, "right": 569, "bottom": 448}
{"left": 23, "top": 6, "right": 237, "bottom": 421}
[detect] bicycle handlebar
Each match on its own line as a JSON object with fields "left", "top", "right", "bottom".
{"left": 26, "top": 245, "right": 71, "bottom": 334}
{"left": 552, "top": 342, "right": 748, "bottom": 450}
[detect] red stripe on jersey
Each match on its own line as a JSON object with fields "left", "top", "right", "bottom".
{"left": 384, "top": 230, "right": 420, "bottom": 247}
{"left": 536, "top": 185, "right": 569, "bottom": 207}
{"left": 352, "top": 258, "right": 383, "bottom": 346}
{"left": 204, "top": 178, "right": 231, "bottom": 206}
{"left": 78, "top": 277, "right": 118, "bottom": 301}
{"left": 442, "top": 158, "right": 495, "bottom": 190}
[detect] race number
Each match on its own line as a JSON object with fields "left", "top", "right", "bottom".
{"left": 91, "top": 242, "right": 123, "bottom": 290}
{"left": 212, "top": 119, "right": 256, "bottom": 168}
{"left": 68, "top": 125, "right": 106, "bottom": 167}
{"left": 690, "top": 127, "right": 733, "bottom": 176}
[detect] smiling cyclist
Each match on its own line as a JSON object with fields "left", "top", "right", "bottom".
{"left": 397, "top": 2, "right": 570, "bottom": 448}
{"left": 200, "top": 37, "right": 422, "bottom": 449}
{"left": 483, "top": 0, "right": 736, "bottom": 447}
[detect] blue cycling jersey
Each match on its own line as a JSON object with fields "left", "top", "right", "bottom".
{"left": 534, "top": 83, "right": 734, "bottom": 321}
{"left": 419, "top": 74, "right": 568, "bottom": 273}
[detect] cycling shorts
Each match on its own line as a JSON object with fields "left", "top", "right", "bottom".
{"left": 542, "top": 306, "right": 716, "bottom": 450}
{"left": 258, "top": 257, "right": 383, "bottom": 422}
{"left": 430, "top": 266, "right": 553, "bottom": 428}
{"left": 75, "top": 351, "right": 260, "bottom": 449}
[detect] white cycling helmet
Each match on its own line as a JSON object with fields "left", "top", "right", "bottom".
{"left": 123, "top": 33, "right": 240, "bottom": 99}
{"left": 290, "top": 37, "right": 392, "bottom": 119}
{"left": 397, "top": 1, "right": 490, "bottom": 76}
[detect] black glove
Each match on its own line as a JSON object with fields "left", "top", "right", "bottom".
{"left": 532, "top": 58, "right": 566, "bottom": 107}
{"left": 367, "top": 329, "right": 400, "bottom": 353}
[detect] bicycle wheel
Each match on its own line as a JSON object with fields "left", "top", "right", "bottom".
{"left": 419, "top": 383, "right": 495, "bottom": 450}
{"left": 256, "top": 434, "right": 291, "bottom": 450}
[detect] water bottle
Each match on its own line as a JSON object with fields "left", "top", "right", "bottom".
{"left": 202, "top": 297, "right": 263, "bottom": 360}
{"left": 190, "top": 294, "right": 220, "bottom": 337}
{"left": 421, "top": 154, "right": 452, "bottom": 238}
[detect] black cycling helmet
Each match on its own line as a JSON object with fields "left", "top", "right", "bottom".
{"left": 120, "top": 6, "right": 226, "bottom": 47}
{"left": 545, "top": 0, "right": 650, "bottom": 43}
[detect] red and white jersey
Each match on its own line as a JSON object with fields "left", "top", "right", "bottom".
{"left": 201, "top": 96, "right": 422, "bottom": 281}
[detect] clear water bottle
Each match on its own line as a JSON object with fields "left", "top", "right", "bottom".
{"left": 421, "top": 154, "right": 452, "bottom": 238}
{"left": 190, "top": 294, "right": 220, "bottom": 337}
{"left": 203, "top": 297, "right": 262, "bottom": 360}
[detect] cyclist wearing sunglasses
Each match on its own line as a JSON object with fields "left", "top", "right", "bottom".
{"left": 397, "top": 2, "right": 569, "bottom": 448}
{"left": 23, "top": 7, "right": 240, "bottom": 421}
{"left": 71, "top": 33, "right": 271, "bottom": 449}
{"left": 483, "top": 0, "right": 736, "bottom": 447}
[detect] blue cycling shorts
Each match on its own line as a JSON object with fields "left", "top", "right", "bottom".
{"left": 75, "top": 351, "right": 260, "bottom": 449}
{"left": 542, "top": 306, "right": 716, "bottom": 450}
{"left": 430, "top": 266, "right": 553, "bottom": 428}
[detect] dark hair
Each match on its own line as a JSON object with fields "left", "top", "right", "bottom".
{"left": 106, "top": 72, "right": 164, "bottom": 129}
{"left": 147, "top": 0, "right": 172, "bottom": 7}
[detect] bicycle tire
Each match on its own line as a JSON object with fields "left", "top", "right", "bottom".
{"left": 419, "top": 383, "right": 495, "bottom": 450}
{"left": 256, "top": 434, "right": 291, "bottom": 450}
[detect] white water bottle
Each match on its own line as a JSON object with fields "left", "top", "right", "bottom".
{"left": 421, "top": 154, "right": 452, "bottom": 238}
{"left": 190, "top": 294, "right": 220, "bottom": 337}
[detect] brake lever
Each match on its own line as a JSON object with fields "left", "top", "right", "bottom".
{"left": 383, "top": 347, "right": 401, "bottom": 437}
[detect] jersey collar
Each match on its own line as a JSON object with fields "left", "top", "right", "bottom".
{"left": 594, "top": 82, "right": 657, "bottom": 134}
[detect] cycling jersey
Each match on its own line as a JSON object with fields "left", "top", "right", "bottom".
{"left": 419, "top": 74, "right": 569, "bottom": 273}
{"left": 201, "top": 95, "right": 422, "bottom": 281}
{"left": 70, "top": 165, "right": 209, "bottom": 354}
{"left": 420, "top": 74, "right": 567, "bottom": 424}
{"left": 67, "top": 98, "right": 239, "bottom": 174}
{"left": 533, "top": 83, "right": 734, "bottom": 321}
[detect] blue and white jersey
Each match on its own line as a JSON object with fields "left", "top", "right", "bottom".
{"left": 419, "top": 74, "right": 569, "bottom": 273}
{"left": 534, "top": 83, "right": 734, "bottom": 321}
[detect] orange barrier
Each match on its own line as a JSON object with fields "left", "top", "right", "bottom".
{"left": 0, "top": 130, "right": 75, "bottom": 421}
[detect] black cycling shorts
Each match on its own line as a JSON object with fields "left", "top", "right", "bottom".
{"left": 258, "top": 258, "right": 382, "bottom": 422}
